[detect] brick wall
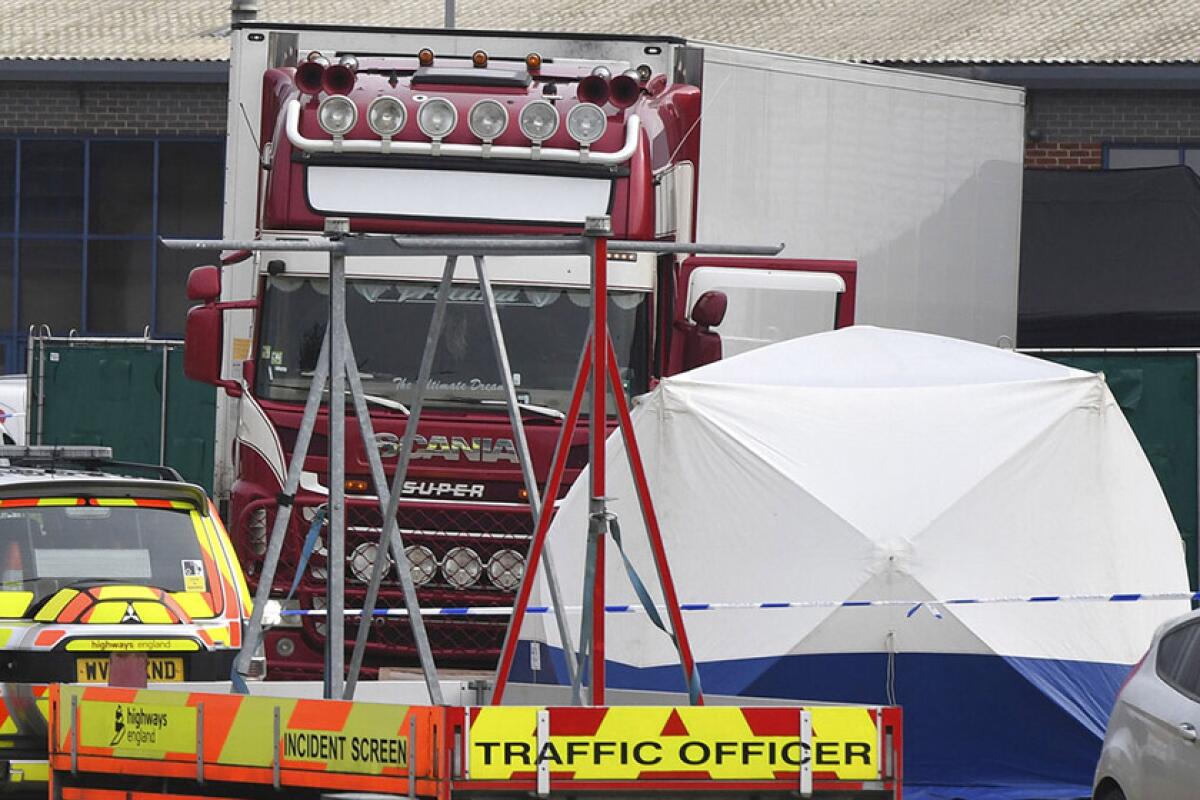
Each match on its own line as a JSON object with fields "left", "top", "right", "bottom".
{"left": 1025, "top": 89, "right": 1200, "bottom": 169}
{"left": 0, "top": 82, "right": 226, "bottom": 136}
{"left": 1024, "top": 142, "right": 1103, "bottom": 169}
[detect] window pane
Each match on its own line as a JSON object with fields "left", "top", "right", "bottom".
{"left": 0, "top": 243, "right": 12, "bottom": 330}
{"left": 89, "top": 142, "right": 153, "bottom": 235}
{"left": 1158, "top": 623, "right": 1200, "bottom": 691}
{"left": 20, "top": 141, "right": 84, "bottom": 234}
{"left": 88, "top": 240, "right": 152, "bottom": 334}
{"left": 1107, "top": 148, "right": 1181, "bottom": 170}
{"left": 0, "top": 140, "right": 15, "bottom": 233}
{"left": 158, "top": 141, "right": 224, "bottom": 236}
{"left": 156, "top": 245, "right": 218, "bottom": 337}
{"left": 19, "top": 240, "right": 82, "bottom": 332}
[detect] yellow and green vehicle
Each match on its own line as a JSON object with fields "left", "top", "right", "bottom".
{"left": 0, "top": 446, "right": 253, "bottom": 790}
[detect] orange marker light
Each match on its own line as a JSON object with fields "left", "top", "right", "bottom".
{"left": 418, "top": 48, "right": 435, "bottom": 67}
{"left": 345, "top": 479, "right": 369, "bottom": 493}
{"left": 472, "top": 50, "right": 488, "bottom": 68}
{"left": 525, "top": 52, "right": 543, "bottom": 71}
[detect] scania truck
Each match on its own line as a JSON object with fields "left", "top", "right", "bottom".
{"left": 184, "top": 23, "right": 1024, "bottom": 678}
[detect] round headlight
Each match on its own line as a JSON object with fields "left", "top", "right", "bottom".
{"left": 318, "top": 95, "right": 357, "bottom": 136}
{"left": 519, "top": 100, "right": 559, "bottom": 143}
{"left": 442, "top": 546, "right": 482, "bottom": 589}
{"left": 417, "top": 97, "right": 457, "bottom": 139}
{"left": 566, "top": 103, "right": 607, "bottom": 145}
{"left": 349, "top": 541, "right": 392, "bottom": 583}
{"left": 405, "top": 545, "right": 437, "bottom": 587}
{"left": 367, "top": 96, "right": 407, "bottom": 137}
{"left": 487, "top": 549, "right": 526, "bottom": 591}
{"left": 468, "top": 99, "right": 509, "bottom": 141}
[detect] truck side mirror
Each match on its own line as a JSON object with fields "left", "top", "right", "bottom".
{"left": 186, "top": 265, "right": 222, "bottom": 303}
{"left": 678, "top": 290, "right": 728, "bottom": 371}
{"left": 184, "top": 305, "right": 242, "bottom": 397}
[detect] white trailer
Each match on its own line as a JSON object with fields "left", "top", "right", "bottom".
{"left": 693, "top": 43, "right": 1024, "bottom": 346}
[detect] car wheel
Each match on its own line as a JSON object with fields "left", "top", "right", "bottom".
{"left": 1096, "top": 783, "right": 1126, "bottom": 800}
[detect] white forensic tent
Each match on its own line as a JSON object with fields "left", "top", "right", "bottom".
{"left": 517, "top": 326, "right": 1191, "bottom": 799}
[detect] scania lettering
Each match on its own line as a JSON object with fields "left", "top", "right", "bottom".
{"left": 186, "top": 24, "right": 1023, "bottom": 677}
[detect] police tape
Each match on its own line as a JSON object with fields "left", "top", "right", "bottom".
{"left": 279, "top": 590, "right": 1200, "bottom": 618}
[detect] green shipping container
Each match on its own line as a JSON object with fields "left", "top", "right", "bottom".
{"left": 26, "top": 337, "right": 216, "bottom": 493}
{"left": 1043, "top": 353, "right": 1198, "bottom": 589}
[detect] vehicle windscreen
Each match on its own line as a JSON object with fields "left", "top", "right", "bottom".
{"left": 255, "top": 277, "right": 650, "bottom": 412}
{"left": 0, "top": 502, "right": 208, "bottom": 603}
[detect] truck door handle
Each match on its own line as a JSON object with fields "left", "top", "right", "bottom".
{"left": 1179, "top": 722, "right": 1198, "bottom": 743}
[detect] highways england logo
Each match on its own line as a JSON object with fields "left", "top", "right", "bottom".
{"left": 109, "top": 704, "right": 168, "bottom": 747}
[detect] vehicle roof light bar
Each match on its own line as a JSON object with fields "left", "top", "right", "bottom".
{"left": 0, "top": 445, "right": 114, "bottom": 461}
{"left": 285, "top": 98, "right": 641, "bottom": 165}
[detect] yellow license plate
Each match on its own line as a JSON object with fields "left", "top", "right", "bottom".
{"left": 75, "top": 656, "right": 185, "bottom": 683}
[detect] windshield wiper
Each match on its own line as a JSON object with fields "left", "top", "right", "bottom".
{"left": 311, "top": 383, "right": 410, "bottom": 416}
{"left": 477, "top": 398, "right": 566, "bottom": 421}
{"left": 361, "top": 393, "right": 410, "bottom": 415}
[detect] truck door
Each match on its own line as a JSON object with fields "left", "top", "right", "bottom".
{"left": 668, "top": 257, "right": 856, "bottom": 374}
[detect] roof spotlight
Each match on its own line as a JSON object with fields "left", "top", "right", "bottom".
{"left": 317, "top": 95, "right": 357, "bottom": 136}
{"left": 468, "top": 99, "right": 509, "bottom": 141}
{"left": 636, "top": 63, "right": 653, "bottom": 82}
{"left": 591, "top": 65, "right": 612, "bottom": 80}
{"left": 566, "top": 103, "right": 607, "bottom": 145}
{"left": 367, "top": 96, "right": 407, "bottom": 137}
{"left": 417, "top": 97, "right": 458, "bottom": 139}
{"left": 338, "top": 54, "right": 359, "bottom": 72}
{"left": 306, "top": 51, "right": 329, "bottom": 66}
{"left": 518, "top": 100, "right": 560, "bottom": 143}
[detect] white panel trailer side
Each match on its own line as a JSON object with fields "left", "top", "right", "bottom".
{"left": 693, "top": 44, "right": 1026, "bottom": 346}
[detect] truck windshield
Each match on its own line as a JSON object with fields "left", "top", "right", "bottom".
{"left": 0, "top": 503, "right": 209, "bottom": 604}
{"left": 255, "top": 277, "right": 650, "bottom": 411}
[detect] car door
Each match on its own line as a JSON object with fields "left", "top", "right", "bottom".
{"left": 1141, "top": 620, "right": 1200, "bottom": 798}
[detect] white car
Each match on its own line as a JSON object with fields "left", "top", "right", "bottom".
{"left": 1094, "top": 607, "right": 1200, "bottom": 799}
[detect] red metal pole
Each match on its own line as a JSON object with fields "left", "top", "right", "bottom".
{"left": 588, "top": 224, "right": 609, "bottom": 705}
{"left": 606, "top": 336, "right": 705, "bottom": 704}
{"left": 491, "top": 343, "right": 592, "bottom": 704}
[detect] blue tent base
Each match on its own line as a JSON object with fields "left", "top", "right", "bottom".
{"left": 906, "top": 783, "right": 1090, "bottom": 800}
{"left": 512, "top": 642, "right": 1128, "bottom": 800}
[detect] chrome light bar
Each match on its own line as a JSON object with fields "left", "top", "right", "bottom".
{"left": 285, "top": 98, "right": 640, "bottom": 165}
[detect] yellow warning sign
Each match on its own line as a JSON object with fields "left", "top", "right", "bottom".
{"left": 468, "top": 706, "right": 880, "bottom": 781}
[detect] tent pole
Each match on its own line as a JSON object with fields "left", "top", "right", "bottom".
{"left": 605, "top": 335, "right": 704, "bottom": 704}
{"left": 491, "top": 341, "right": 591, "bottom": 703}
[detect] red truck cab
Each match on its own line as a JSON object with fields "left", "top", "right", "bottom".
{"left": 185, "top": 36, "right": 855, "bottom": 678}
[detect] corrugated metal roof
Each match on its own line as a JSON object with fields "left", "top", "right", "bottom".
{"left": 4, "top": 0, "right": 1200, "bottom": 65}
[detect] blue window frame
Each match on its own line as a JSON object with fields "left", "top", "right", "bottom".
{"left": 1104, "top": 144, "right": 1200, "bottom": 173}
{"left": 0, "top": 136, "right": 225, "bottom": 375}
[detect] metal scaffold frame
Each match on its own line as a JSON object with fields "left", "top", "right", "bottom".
{"left": 164, "top": 220, "right": 781, "bottom": 704}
